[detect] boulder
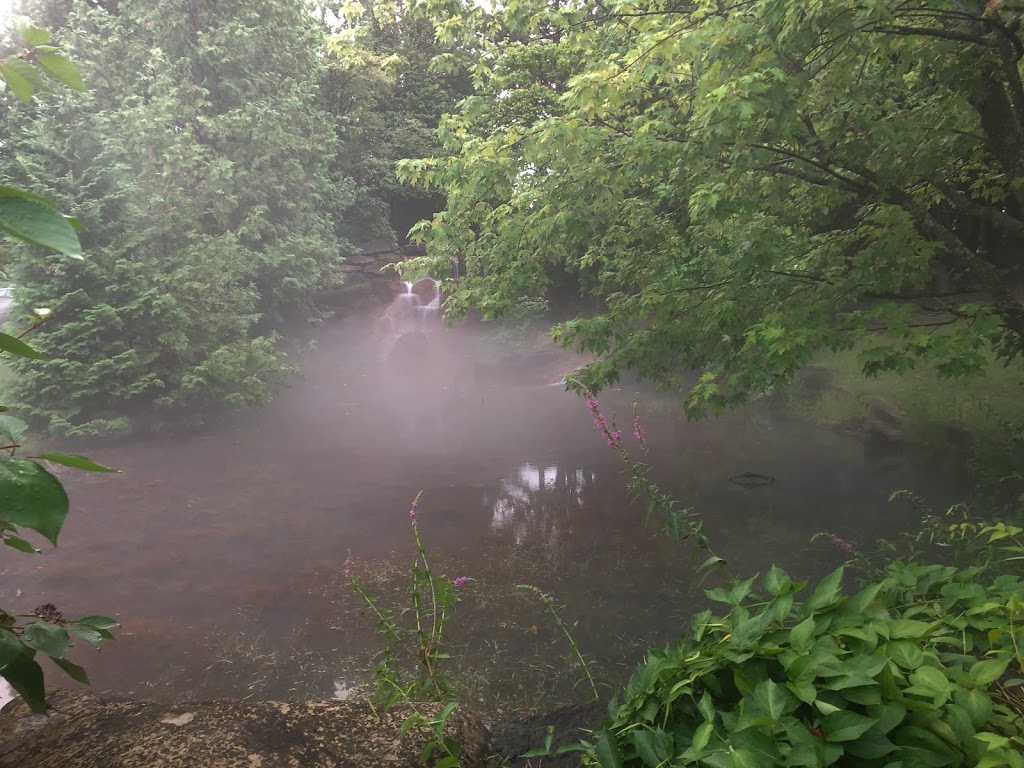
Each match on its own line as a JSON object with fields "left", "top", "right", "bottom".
{"left": 862, "top": 396, "right": 906, "bottom": 445}
{"left": 793, "top": 366, "right": 834, "bottom": 396}
{"left": 410, "top": 278, "right": 439, "bottom": 306}
{"left": 0, "top": 689, "right": 491, "bottom": 768}
{"left": 347, "top": 253, "right": 388, "bottom": 266}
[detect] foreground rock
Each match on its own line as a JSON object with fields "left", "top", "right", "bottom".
{"left": 0, "top": 690, "right": 491, "bottom": 768}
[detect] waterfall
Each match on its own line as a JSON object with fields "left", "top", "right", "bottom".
{"left": 377, "top": 278, "right": 441, "bottom": 360}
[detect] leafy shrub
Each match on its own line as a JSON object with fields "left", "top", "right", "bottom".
{"left": 584, "top": 562, "right": 1024, "bottom": 768}
{"left": 0, "top": 21, "right": 117, "bottom": 712}
{"left": 492, "top": 296, "right": 550, "bottom": 348}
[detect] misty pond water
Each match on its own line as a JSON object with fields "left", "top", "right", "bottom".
{"left": 0, "top": 285, "right": 970, "bottom": 715}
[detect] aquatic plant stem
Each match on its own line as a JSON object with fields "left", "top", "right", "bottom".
{"left": 518, "top": 584, "right": 600, "bottom": 701}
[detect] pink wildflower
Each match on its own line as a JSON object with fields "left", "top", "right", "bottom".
{"left": 830, "top": 536, "right": 856, "bottom": 555}
{"left": 452, "top": 576, "right": 469, "bottom": 588}
{"left": 632, "top": 409, "right": 646, "bottom": 445}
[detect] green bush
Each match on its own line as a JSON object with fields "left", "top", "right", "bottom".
{"left": 585, "top": 561, "right": 1024, "bottom": 768}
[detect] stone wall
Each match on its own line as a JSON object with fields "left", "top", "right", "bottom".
{"left": 341, "top": 241, "right": 425, "bottom": 281}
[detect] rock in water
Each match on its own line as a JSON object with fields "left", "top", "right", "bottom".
{"left": 410, "top": 278, "right": 438, "bottom": 306}
{"left": 0, "top": 690, "right": 491, "bottom": 768}
{"left": 862, "top": 396, "right": 907, "bottom": 446}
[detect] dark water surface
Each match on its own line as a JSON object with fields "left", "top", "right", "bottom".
{"left": 0, "top": 292, "right": 969, "bottom": 712}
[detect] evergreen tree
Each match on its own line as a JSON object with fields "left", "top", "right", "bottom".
{"left": 1, "top": 0, "right": 346, "bottom": 434}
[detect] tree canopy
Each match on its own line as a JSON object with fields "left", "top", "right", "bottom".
{"left": 1, "top": 0, "right": 343, "bottom": 433}
{"left": 400, "top": 0, "right": 1024, "bottom": 412}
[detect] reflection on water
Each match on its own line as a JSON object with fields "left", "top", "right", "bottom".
{"left": 0, "top": 289, "right": 972, "bottom": 709}
{"left": 489, "top": 463, "right": 594, "bottom": 545}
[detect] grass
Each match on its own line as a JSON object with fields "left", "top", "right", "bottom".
{"left": 785, "top": 344, "right": 1024, "bottom": 499}
{"left": 792, "top": 346, "right": 1024, "bottom": 441}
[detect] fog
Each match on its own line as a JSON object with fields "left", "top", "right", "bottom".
{"left": 0, "top": 281, "right": 970, "bottom": 710}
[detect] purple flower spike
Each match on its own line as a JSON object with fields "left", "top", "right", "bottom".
{"left": 632, "top": 412, "right": 646, "bottom": 445}
{"left": 830, "top": 535, "right": 856, "bottom": 555}
{"left": 452, "top": 576, "right": 469, "bottom": 588}
{"left": 343, "top": 558, "right": 353, "bottom": 577}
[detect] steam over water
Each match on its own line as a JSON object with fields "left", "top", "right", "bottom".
{"left": 0, "top": 289, "right": 969, "bottom": 709}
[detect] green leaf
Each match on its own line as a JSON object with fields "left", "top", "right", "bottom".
{"left": 822, "top": 711, "right": 878, "bottom": 742}
{"left": 729, "top": 748, "right": 763, "bottom": 768}
{"left": 634, "top": 729, "right": 671, "bottom": 767}
{"left": 0, "top": 414, "right": 28, "bottom": 443}
{"left": 1, "top": 650, "right": 46, "bottom": 713}
{"left": 844, "top": 727, "right": 896, "bottom": 760}
{"left": 0, "top": 628, "right": 23, "bottom": 669}
{"left": 786, "top": 680, "right": 816, "bottom": 704}
{"left": 763, "top": 565, "right": 790, "bottom": 596}
{"left": 595, "top": 729, "right": 624, "bottom": 768}
{"left": 887, "top": 639, "right": 925, "bottom": 670}
{"left": 804, "top": 568, "right": 844, "bottom": 613}
{"left": 16, "top": 19, "right": 50, "bottom": 46}
{"left": 0, "top": 59, "right": 36, "bottom": 102}
{"left": 74, "top": 615, "right": 119, "bottom": 630}
{"left": 0, "top": 192, "right": 82, "bottom": 256}
{"left": 53, "top": 656, "right": 89, "bottom": 684}
{"left": 22, "top": 621, "right": 69, "bottom": 659}
{"left": 0, "top": 458, "right": 69, "bottom": 545}
{"left": 67, "top": 623, "right": 106, "bottom": 650}
{"left": 788, "top": 616, "right": 817, "bottom": 652}
{"left": 690, "top": 721, "right": 714, "bottom": 754}
{"left": 432, "top": 701, "right": 458, "bottom": 736}
{"left": 0, "top": 332, "right": 41, "bottom": 360}
{"left": 36, "top": 54, "right": 86, "bottom": 92}
{"left": 889, "top": 619, "right": 933, "bottom": 639}
{"left": 970, "top": 658, "right": 1010, "bottom": 686}
{"left": 953, "top": 687, "right": 993, "bottom": 728}
{"left": 698, "top": 691, "right": 716, "bottom": 722}
{"left": 3, "top": 535, "right": 38, "bottom": 553}
{"left": 36, "top": 453, "right": 119, "bottom": 473}
{"left": 753, "top": 679, "right": 787, "bottom": 720}
{"left": 908, "top": 665, "right": 952, "bottom": 697}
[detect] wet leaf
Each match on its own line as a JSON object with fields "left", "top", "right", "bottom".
{"left": 22, "top": 621, "right": 69, "bottom": 659}
{"left": 37, "top": 54, "right": 86, "bottom": 92}
{"left": 1, "top": 650, "right": 46, "bottom": 713}
{"left": 0, "top": 191, "right": 81, "bottom": 256}
{"left": 36, "top": 453, "right": 118, "bottom": 473}
{"left": 0, "top": 332, "right": 41, "bottom": 360}
{"left": 53, "top": 657, "right": 89, "bottom": 684}
{"left": 0, "top": 458, "right": 68, "bottom": 545}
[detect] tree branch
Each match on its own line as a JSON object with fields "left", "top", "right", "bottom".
{"left": 932, "top": 180, "right": 1024, "bottom": 241}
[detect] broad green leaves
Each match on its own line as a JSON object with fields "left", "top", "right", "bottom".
{"left": 585, "top": 560, "right": 1024, "bottom": 767}
{"left": 0, "top": 18, "right": 115, "bottom": 715}
{"left": 36, "top": 54, "right": 86, "bottom": 92}
{"left": 0, "top": 331, "right": 42, "bottom": 360}
{"left": 0, "top": 458, "right": 68, "bottom": 545}
{"left": 0, "top": 188, "right": 81, "bottom": 258}
{"left": 408, "top": 0, "right": 1024, "bottom": 411}
{"left": 22, "top": 621, "right": 70, "bottom": 659}
{"left": 35, "top": 453, "right": 119, "bottom": 473}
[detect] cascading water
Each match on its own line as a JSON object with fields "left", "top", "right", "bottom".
{"left": 377, "top": 278, "right": 442, "bottom": 362}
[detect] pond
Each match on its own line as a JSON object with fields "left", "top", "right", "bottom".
{"left": 0, "top": 285, "right": 970, "bottom": 715}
